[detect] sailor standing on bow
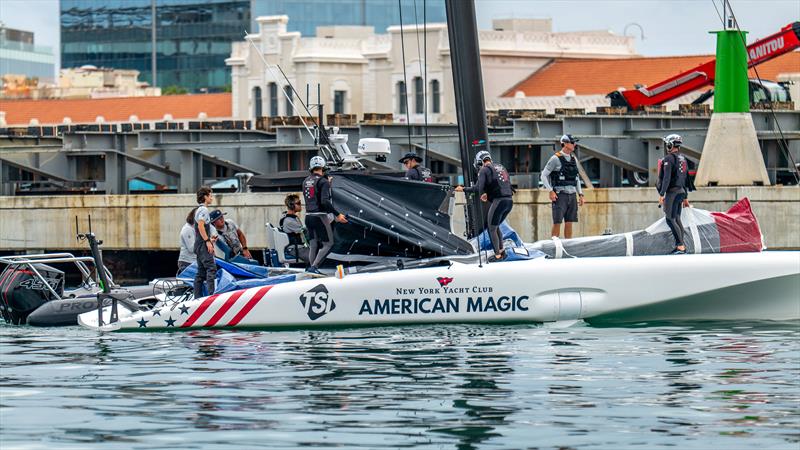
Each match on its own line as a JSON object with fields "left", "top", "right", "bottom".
{"left": 455, "top": 150, "right": 514, "bottom": 262}
{"left": 657, "top": 134, "right": 691, "bottom": 255}
{"left": 193, "top": 186, "right": 217, "bottom": 297}
{"left": 302, "top": 156, "right": 348, "bottom": 274}
{"left": 541, "top": 134, "right": 585, "bottom": 239}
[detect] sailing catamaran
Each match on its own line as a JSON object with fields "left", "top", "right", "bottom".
{"left": 77, "top": 0, "right": 800, "bottom": 332}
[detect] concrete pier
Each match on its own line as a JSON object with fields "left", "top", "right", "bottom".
{"left": 0, "top": 187, "right": 798, "bottom": 251}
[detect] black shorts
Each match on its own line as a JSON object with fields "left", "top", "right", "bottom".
{"left": 305, "top": 215, "right": 332, "bottom": 242}
{"left": 552, "top": 192, "right": 578, "bottom": 224}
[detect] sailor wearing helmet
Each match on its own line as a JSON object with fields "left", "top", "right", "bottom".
{"left": 657, "top": 134, "right": 691, "bottom": 254}
{"left": 301, "top": 156, "right": 348, "bottom": 274}
{"left": 455, "top": 150, "right": 514, "bottom": 262}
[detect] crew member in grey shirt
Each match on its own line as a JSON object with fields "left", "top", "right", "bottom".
{"left": 193, "top": 186, "right": 217, "bottom": 297}
{"left": 541, "top": 134, "right": 585, "bottom": 238}
{"left": 177, "top": 207, "right": 198, "bottom": 276}
{"left": 279, "top": 194, "right": 310, "bottom": 264}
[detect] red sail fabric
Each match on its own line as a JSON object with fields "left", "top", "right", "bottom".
{"left": 710, "top": 197, "right": 764, "bottom": 253}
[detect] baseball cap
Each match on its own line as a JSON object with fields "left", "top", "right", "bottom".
{"left": 398, "top": 152, "right": 422, "bottom": 163}
{"left": 209, "top": 209, "right": 227, "bottom": 222}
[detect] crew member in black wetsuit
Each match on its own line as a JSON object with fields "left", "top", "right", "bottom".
{"left": 455, "top": 150, "right": 514, "bottom": 262}
{"left": 399, "top": 152, "right": 433, "bottom": 182}
{"left": 657, "top": 134, "right": 691, "bottom": 255}
{"left": 302, "top": 156, "right": 348, "bottom": 274}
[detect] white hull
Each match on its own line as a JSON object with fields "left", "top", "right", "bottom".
{"left": 78, "top": 252, "right": 800, "bottom": 331}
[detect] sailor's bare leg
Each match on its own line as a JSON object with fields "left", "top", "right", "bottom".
{"left": 550, "top": 223, "right": 561, "bottom": 238}
{"left": 564, "top": 222, "right": 574, "bottom": 239}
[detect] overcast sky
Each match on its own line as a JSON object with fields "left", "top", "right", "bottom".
{"left": 1, "top": 0, "right": 797, "bottom": 76}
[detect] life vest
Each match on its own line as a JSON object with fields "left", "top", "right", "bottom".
{"left": 487, "top": 162, "right": 513, "bottom": 200}
{"left": 549, "top": 152, "right": 579, "bottom": 187}
{"left": 279, "top": 213, "right": 304, "bottom": 245}
{"left": 407, "top": 165, "right": 434, "bottom": 183}
{"left": 657, "top": 152, "right": 688, "bottom": 192}
{"left": 302, "top": 173, "right": 324, "bottom": 213}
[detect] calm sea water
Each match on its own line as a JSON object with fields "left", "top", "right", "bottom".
{"left": 1, "top": 322, "right": 799, "bottom": 450}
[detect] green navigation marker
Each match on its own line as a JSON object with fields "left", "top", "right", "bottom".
{"left": 711, "top": 29, "right": 750, "bottom": 113}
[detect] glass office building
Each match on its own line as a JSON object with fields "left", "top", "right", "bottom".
{"left": 60, "top": 0, "right": 250, "bottom": 92}
{"left": 0, "top": 26, "right": 56, "bottom": 83}
{"left": 252, "top": 0, "right": 446, "bottom": 37}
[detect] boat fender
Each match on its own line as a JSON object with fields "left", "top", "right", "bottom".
{"left": 625, "top": 232, "right": 634, "bottom": 256}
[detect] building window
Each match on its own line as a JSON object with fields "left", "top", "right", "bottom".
{"left": 397, "top": 81, "right": 407, "bottom": 115}
{"left": 252, "top": 86, "right": 262, "bottom": 117}
{"left": 284, "top": 85, "right": 294, "bottom": 116}
{"left": 431, "top": 80, "right": 440, "bottom": 114}
{"left": 414, "top": 76, "right": 424, "bottom": 114}
{"left": 268, "top": 82, "right": 278, "bottom": 116}
{"left": 334, "top": 90, "right": 346, "bottom": 114}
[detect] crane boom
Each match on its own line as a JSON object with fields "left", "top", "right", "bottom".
{"left": 608, "top": 22, "right": 800, "bottom": 109}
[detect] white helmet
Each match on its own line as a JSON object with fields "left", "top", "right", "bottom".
{"left": 474, "top": 150, "right": 491, "bottom": 169}
{"left": 309, "top": 155, "right": 327, "bottom": 171}
{"left": 663, "top": 134, "right": 683, "bottom": 150}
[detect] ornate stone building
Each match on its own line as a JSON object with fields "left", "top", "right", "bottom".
{"left": 227, "top": 16, "right": 637, "bottom": 123}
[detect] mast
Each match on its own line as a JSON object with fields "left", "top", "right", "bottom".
{"left": 444, "top": 0, "right": 489, "bottom": 237}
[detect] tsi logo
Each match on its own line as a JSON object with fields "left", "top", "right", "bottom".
{"left": 299, "top": 284, "right": 336, "bottom": 320}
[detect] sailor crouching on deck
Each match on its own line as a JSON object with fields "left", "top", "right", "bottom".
{"left": 210, "top": 209, "right": 255, "bottom": 264}
{"left": 193, "top": 186, "right": 217, "bottom": 297}
{"left": 302, "top": 156, "right": 348, "bottom": 274}
{"left": 657, "top": 134, "right": 691, "bottom": 255}
{"left": 541, "top": 134, "right": 585, "bottom": 239}
{"left": 399, "top": 152, "right": 433, "bottom": 182}
{"left": 455, "top": 150, "right": 514, "bottom": 262}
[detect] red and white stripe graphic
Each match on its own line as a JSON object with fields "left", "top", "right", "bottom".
{"left": 179, "top": 285, "right": 273, "bottom": 328}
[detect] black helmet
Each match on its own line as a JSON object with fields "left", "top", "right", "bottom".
{"left": 560, "top": 134, "right": 579, "bottom": 145}
{"left": 398, "top": 152, "right": 422, "bottom": 164}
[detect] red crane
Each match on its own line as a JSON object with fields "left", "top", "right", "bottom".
{"left": 607, "top": 22, "right": 800, "bottom": 110}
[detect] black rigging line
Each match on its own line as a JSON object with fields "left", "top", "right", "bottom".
{"left": 412, "top": 0, "right": 429, "bottom": 159}
{"left": 398, "top": 0, "right": 413, "bottom": 150}
{"left": 717, "top": 0, "right": 799, "bottom": 183}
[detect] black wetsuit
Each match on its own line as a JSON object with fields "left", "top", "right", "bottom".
{"left": 302, "top": 173, "right": 339, "bottom": 268}
{"left": 465, "top": 162, "right": 514, "bottom": 255}
{"left": 657, "top": 151, "right": 689, "bottom": 249}
{"left": 405, "top": 165, "right": 433, "bottom": 182}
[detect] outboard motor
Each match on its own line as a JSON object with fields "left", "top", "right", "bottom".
{"left": 0, "top": 263, "right": 64, "bottom": 325}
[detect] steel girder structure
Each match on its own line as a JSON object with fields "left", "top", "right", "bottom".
{"left": 1, "top": 111, "right": 797, "bottom": 195}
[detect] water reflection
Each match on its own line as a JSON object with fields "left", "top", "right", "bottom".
{"left": 0, "top": 322, "right": 798, "bottom": 449}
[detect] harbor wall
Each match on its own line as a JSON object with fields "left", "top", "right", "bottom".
{"left": 1, "top": 187, "right": 798, "bottom": 251}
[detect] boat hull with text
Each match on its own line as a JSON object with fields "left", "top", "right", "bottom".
{"left": 78, "top": 251, "right": 800, "bottom": 331}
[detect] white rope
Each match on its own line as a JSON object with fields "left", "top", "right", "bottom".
{"left": 625, "top": 232, "right": 634, "bottom": 256}
{"left": 690, "top": 222, "right": 702, "bottom": 254}
{"left": 552, "top": 236, "right": 564, "bottom": 259}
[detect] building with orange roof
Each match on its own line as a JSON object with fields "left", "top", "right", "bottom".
{"left": 0, "top": 93, "right": 232, "bottom": 126}
{"left": 489, "top": 52, "right": 800, "bottom": 113}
